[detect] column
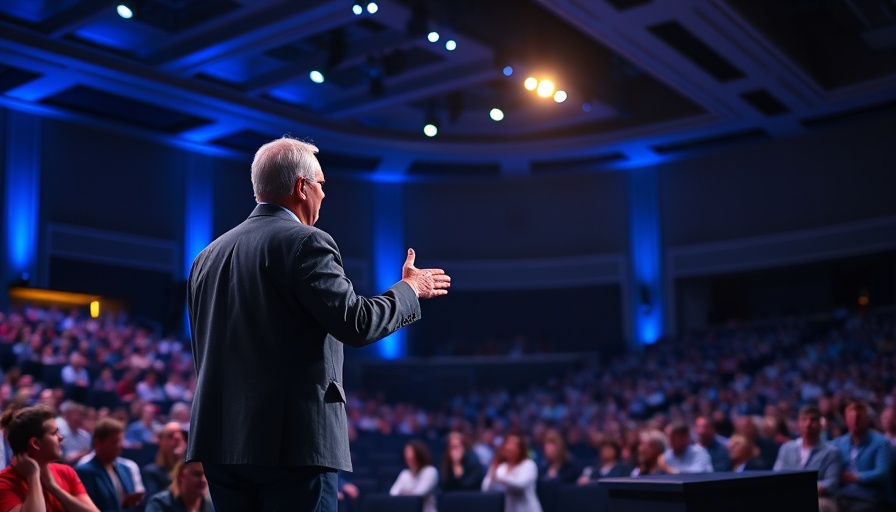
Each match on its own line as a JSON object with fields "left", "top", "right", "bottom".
{"left": 372, "top": 180, "right": 406, "bottom": 359}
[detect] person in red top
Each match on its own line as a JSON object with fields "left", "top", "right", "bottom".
{"left": 0, "top": 404, "right": 99, "bottom": 512}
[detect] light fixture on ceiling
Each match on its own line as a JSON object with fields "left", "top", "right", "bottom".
{"left": 309, "top": 70, "right": 325, "bottom": 84}
{"left": 445, "top": 39, "right": 457, "bottom": 51}
{"left": 503, "top": 66, "right": 513, "bottom": 77}
{"left": 116, "top": 2, "right": 135, "bottom": 19}
{"left": 553, "top": 90, "right": 567, "bottom": 103}
{"left": 524, "top": 77, "right": 537, "bottom": 91}
{"left": 367, "top": 2, "right": 379, "bottom": 14}
{"left": 424, "top": 101, "right": 439, "bottom": 137}
{"left": 489, "top": 108, "right": 505, "bottom": 122}
{"left": 352, "top": 1, "right": 363, "bottom": 15}
{"left": 536, "top": 79, "right": 555, "bottom": 98}
{"left": 427, "top": 31, "right": 440, "bottom": 43}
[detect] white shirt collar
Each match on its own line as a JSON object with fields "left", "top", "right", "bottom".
{"left": 258, "top": 202, "right": 301, "bottom": 224}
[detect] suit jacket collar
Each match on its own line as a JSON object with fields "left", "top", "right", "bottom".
{"left": 88, "top": 457, "right": 132, "bottom": 491}
{"left": 251, "top": 202, "right": 302, "bottom": 223}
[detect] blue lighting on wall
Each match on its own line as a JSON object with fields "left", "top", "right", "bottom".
{"left": 629, "top": 166, "right": 664, "bottom": 345}
{"left": 184, "top": 157, "right": 213, "bottom": 278}
{"left": 373, "top": 182, "right": 406, "bottom": 359}
{"left": 5, "top": 112, "right": 41, "bottom": 284}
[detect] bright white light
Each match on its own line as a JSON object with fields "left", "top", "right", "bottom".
{"left": 423, "top": 124, "right": 438, "bottom": 137}
{"left": 445, "top": 39, "right": 457, "bottom": 51}
{"left": 352, "top": 4, "right": 363, "bottom": 15}
{"left": 116, "top": 4, "right": 133, "bottom": 18}
{"left": 427, "top": 31, "right": 439, "bottom": 43}
{"left": 503, "top": 66, "right": 513, "bottom": 77}
{"left": 536, "top": 79, "right": 555, "bottom": 98}
{"left": 309, "top": 70, "right": 325, "bottom": 84}
{"left": 366, "top": 2, "right": 378, "bottom": 14}
{"left": 489, "top": 108, "right": 504, "bottom": 121}
{"left": 553, "top": 90, "right": 567, "bottom": 103}
{"left": 524, "top": 77, "right": 537, "bottom": 90}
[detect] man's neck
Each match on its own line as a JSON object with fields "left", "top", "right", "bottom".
{"left": 850, "top": 430, "right": 867, "bottom": 445}
{"left": 182, "top": 494, "right": 203, "bottom": 510}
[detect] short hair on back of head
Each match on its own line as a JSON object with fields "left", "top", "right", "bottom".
{"left": 93, "top": 417, "right": 125, "bottom": 443}
{"left": 799, "top": 405, "right": 822, "bottom": 419}
{"left": 0, "top": 404, "right": 55, "bottom": 453}
{"left": 250, "top": 137, "right": 319, "bottom": 201}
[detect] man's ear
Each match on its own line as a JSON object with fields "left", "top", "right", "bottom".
{"left": 27, "top": 436, "right": 40, "bottom": 453}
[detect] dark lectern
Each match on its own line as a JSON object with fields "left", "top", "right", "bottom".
{"left": 599, "top": 470, "right": 817, "bottom": 512}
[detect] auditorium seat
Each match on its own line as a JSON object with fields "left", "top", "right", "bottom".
{"left": 440, "top": 491, "right": 505, "bottom": 512}
{"left": 362, "top": 494, "right": 423, "bottom": 512}
{"left": 536, "top": 479, "right": 561, "bottom": 512}
{"left": 556, "top": 483, "right": 608, "bottom": 512}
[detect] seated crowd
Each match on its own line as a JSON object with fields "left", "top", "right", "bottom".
{"left": 0, "top": 305, "right": 894, "bottom": 512}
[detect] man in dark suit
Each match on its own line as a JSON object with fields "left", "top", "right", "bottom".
{"left": 187, "top": 137, "right": 451, "bottom": 512}
{"left": 75, "top": 418, "right": 143, "bottom": 511}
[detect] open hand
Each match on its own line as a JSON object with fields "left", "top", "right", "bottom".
{"left": 401, "top": 248, "right": 451, "bottom": 299}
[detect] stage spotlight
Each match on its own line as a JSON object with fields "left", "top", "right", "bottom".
{"left": 116, "top": 3, "right": 134, "bottom": 18}
{"left": 524, "top": 77, "right": 537, "bottom": 90}
{"left": 423, "top": 123, "right": 438, "bottom": 137}
{"left": 445, "top": 39, "right": 457, "bottom": 51}
{"left": 553, "top": 90, "right": 567, "bottom": 103}
{"left": 489, "top": 108, "right": 504, "bottom": 121}
{"left": 427, "top": 31, "right": 439, "bottom": 43}
{"left": 367, "top": 2, "right": 378, "bottom": 14}
{"left": 503, "top": 66, "right": 513, "bottom": 77}
{"left": 536, "top": 79, "right": 555, "bottom": 98}
{"left": 309, "top": 70, "right": 325, "bottom": 83}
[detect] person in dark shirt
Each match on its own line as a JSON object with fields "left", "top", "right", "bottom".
{"left": 441, "top": 431, "right": 485, "bottom": 492}
{"left": 578, "top": 439, "right": 632, "bottom": 483}
{"left": 538, "top": 429, "right": 581, "bottom": 484}
{"left": 145, "top": 461, "right": 214, "bottom": 512}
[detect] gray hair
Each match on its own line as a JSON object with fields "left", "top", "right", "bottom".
{"left": 639, "top": 428, "right": 667, "bottom": 451}
{"left": 250, "top": 137, "right": 319, "bottom": 201}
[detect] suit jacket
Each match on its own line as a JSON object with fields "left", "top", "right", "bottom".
{"left": 832, "top": 431, "right": 895, "bottom": 505}
{"left": 186, "top": 203, "right": 421, "bottom": 471}
{"left": 773, "top": 438, "right": 841, "bottom": 494}
{"left": 75, "top": 458, "right": 138, "bottom": 512}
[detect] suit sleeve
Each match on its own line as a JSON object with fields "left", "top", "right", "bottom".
{"left": 856, "top": 441, "right": 892, "bottom": 485}
{"left": 295, "top": 230, "right": 421, "bottom": 346}
{"left": 818, "top": 448, "right": 841, "bottom": 495}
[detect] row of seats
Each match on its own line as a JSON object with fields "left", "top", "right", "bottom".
{"left": 338, "top": 483, "right": 608, "bottom": 512}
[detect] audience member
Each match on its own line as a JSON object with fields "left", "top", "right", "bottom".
{"left": 61, "top": 353, "right": 90, "bottom": 404}
{"left": 57, "top": 401, "right": 92, "bottom": 465}
{"left": 695, "top": 415, "right": 731, "bottom": 472}
{"left": 662, "top": 421, "right": 713, "bottom": 474}
{"left": 126, "top": 403, "right": 161, "bottom": 446}
{"left": 881, "top": 406, "right": 896, "bottom": 448}
{"left": 142, "top": 422, "right": 187, "bottom": 499}
{"left": 145, "top": 461, "right": 215, "bottom": 512}
{"left": 537, "top": 428, "right": 581, "bottom": 484}
{"left": 390, "top": 440, "right": 438, "bottom": 512}
{"left": 833, "top": 401, "right": 895, "bottom": 512}
{"left": 441, "top": 431, "right": 485, "bottom": 492}
{"left": 734, "top": 415, "right": 778, "bottom": 470}
{"left": 577, "top": 438, "right": 631, "bottom": 483}
{"left": 773, "top": 405, "right": 841, "bottom": 512}
{"left": 0, "top": 404, "right": 99, "bottom": 512}
{"left": 75, "top": 418, "right": 144, "bottom": 511}
{"left": 632, "top": 429, "right": 668, "bottom": 476}
{"left": 728, "top": 434, "right": 765, "bottom": 472}
{"left": 482, "top": 434, "right": 543, "bottom": 512}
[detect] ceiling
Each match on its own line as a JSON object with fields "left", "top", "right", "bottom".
{"left": 1, "top": 0, "right": 895, "bottom": 177}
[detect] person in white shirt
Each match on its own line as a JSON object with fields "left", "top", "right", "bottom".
{"left": 482, "top": 434, "right": 543, "bottom": 512}
{"left": 662, "top": 421, "right": 713, "bottom": 473}
{"left": 390, "top": 440, "right": 438, "bottom": 512}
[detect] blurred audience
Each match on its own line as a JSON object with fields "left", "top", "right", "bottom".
{"left": 142, "top": 422, "right": 186, "bottom": 499}
{"left": 577, "top": 438, "right": 631, "bottom": 483}
{"left": 75, "top": 417, "right": 143, "bottom": 511}
{"left": 632, "top": 429, "right": 668, "bottom": 476}
{"left": 728, "top": 434, "right": 765, "bottom": 472}
{"left": 695, "top": 415, "right": 731, "bottom": 472}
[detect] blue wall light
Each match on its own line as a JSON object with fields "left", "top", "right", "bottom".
{"left": 5, "top": 112, "right": 41, "bottom": 285}
{"left": 372, "top": 182, "right": 406, "bottom": 359}
{"left": 628, "top": 166, "right": 664, "bottom": 346}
